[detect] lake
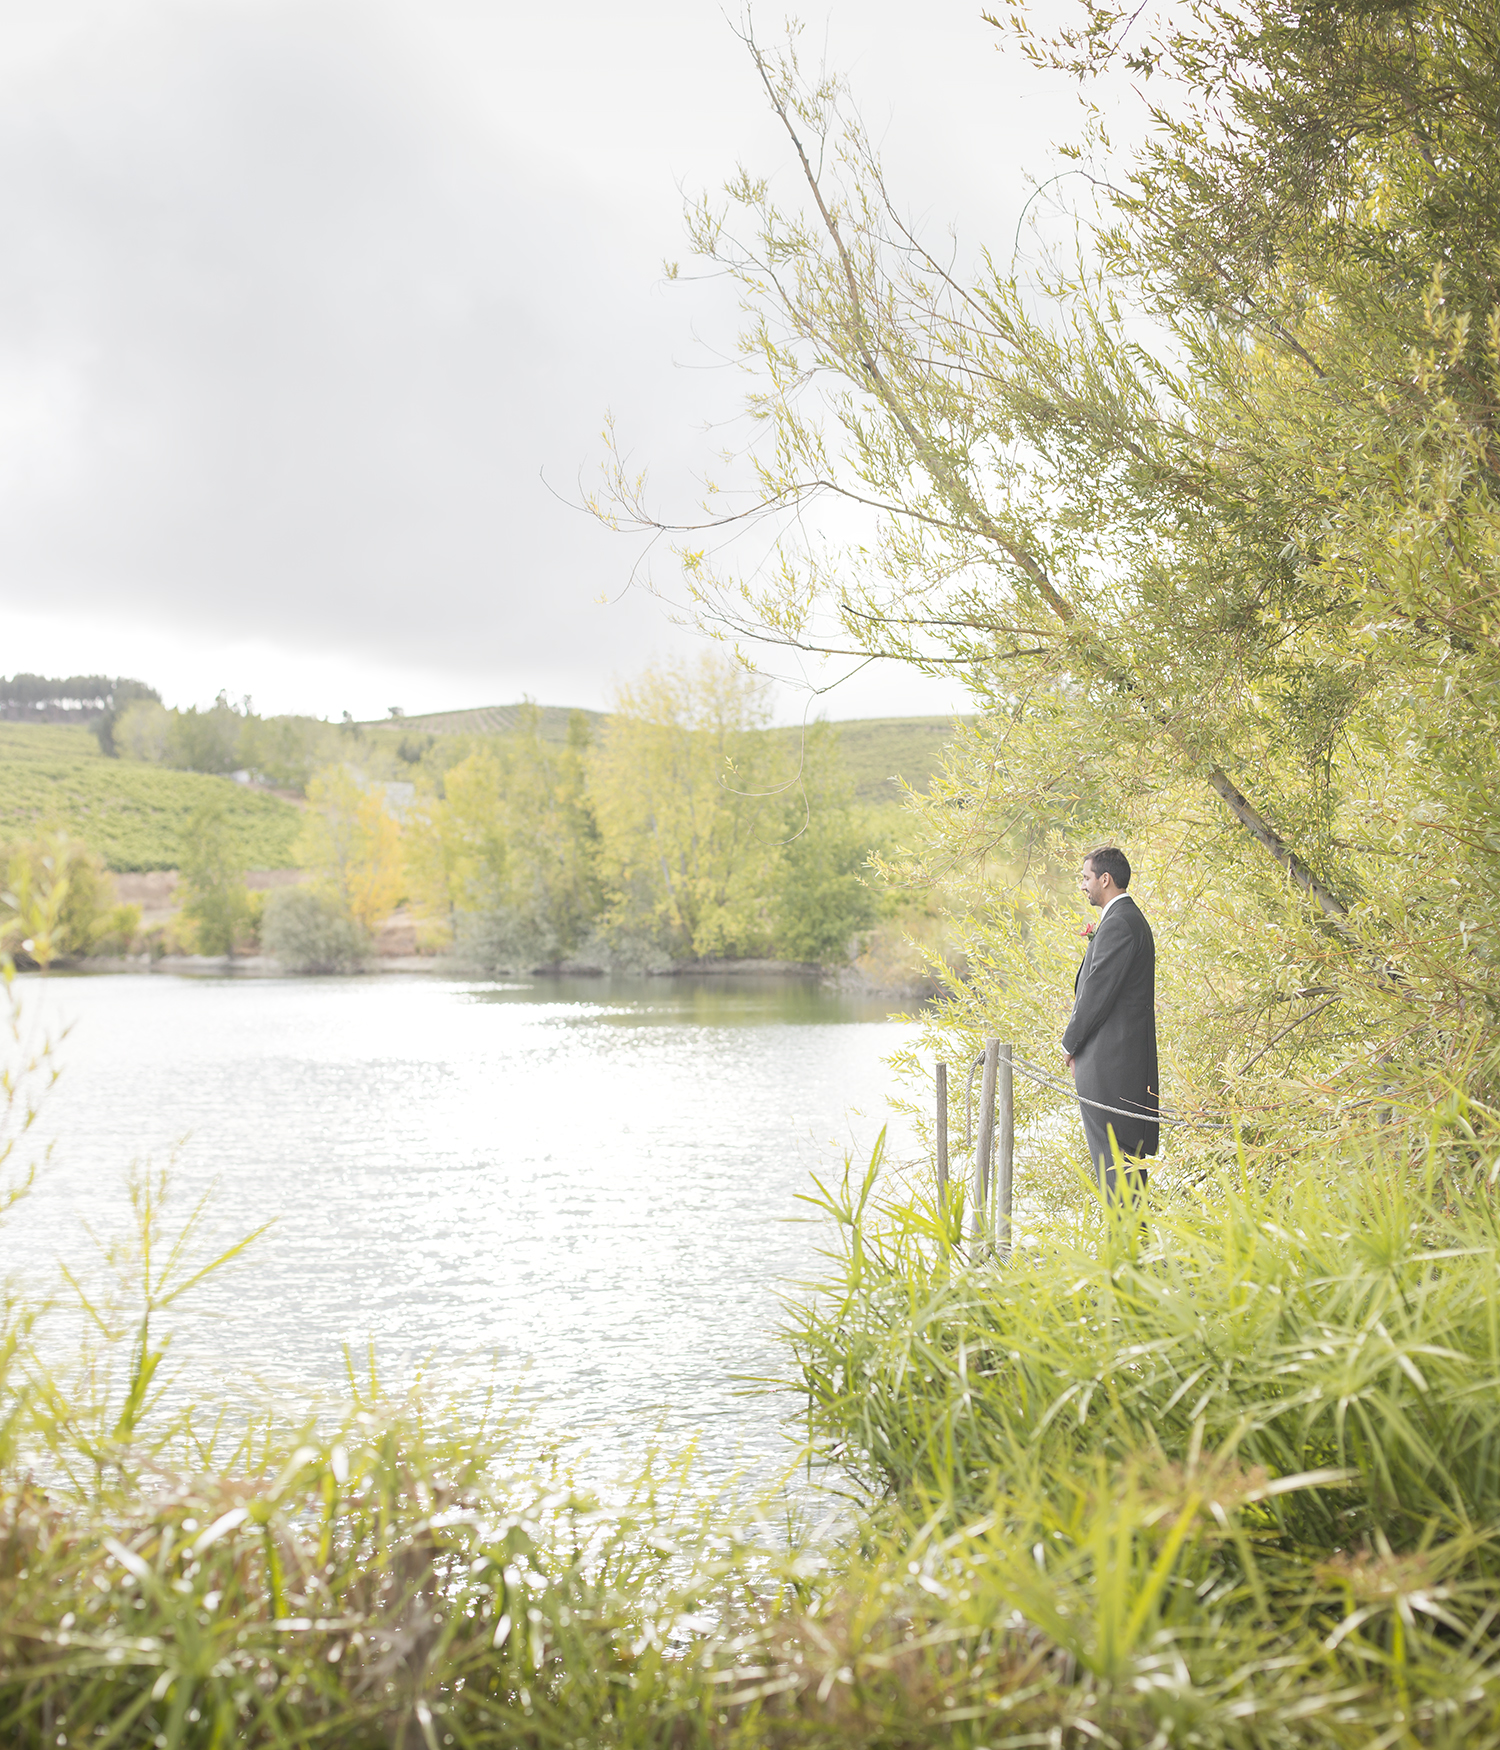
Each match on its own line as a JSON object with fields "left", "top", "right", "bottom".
{"left": 5, "top": 971, "right": 922, "bottom": 1483}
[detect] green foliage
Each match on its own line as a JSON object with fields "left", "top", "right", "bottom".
{"left": 260, "top": 887, "right": 369, "bottom": 973}
{"left": 109, "top": 694, "right": 347, "bottom": 793}
{"left": 585, "top": 656, "right": 886, "bottom": 965}
{"left": 294, "top": 767, "right": 403, "bottom": 935}
{"left": 0, "top": 708, "right": 920, "bottom": 964}
{"left": 587, "top": 654, "right": 782, "bottom": 960}
{"left": 789, "top": 1131, "right": 1493, "bottom": 1525}
{"left": 769, "top": 724, "right": 883, "bottom": 962}
{"left": 395, "top": 690, "right": 931, "bottom": 969}
{"left": 0, "top": 1413, "right": 758, "bottom": 1750}
{"left": 93, "top": 680, "right": 164, "bottom": 757}
{"left": 241, "top": 887, "right": 266, "bottom": 950}
{"left": 408, "top": 706, "right": 601, "bottom": 966}
{"left": 177, "top": 800, "right": 249, "bottom": 957}
{"left": 400, "top": 679, "right": 902, "bottom": 967}
{"left": 235, "top": 712, "right": 344, "bottom": 792}
{"left": 771, "top": 819, "right": 875, "bottom": 962}
{"left": 16, "top": 1068, "right": 1500, "bottom": 1742}
{"left": 0, "top": 724, "right": 300, "bottom": 872}
{"left": 111, "top": 697, "right": 173, "bottom": 763}
{"left": 0, "top": 672, "right": 114, "bottom": 713}
{"left": 757, "top": 1126, "right": 1500, "bottom": 1740}
{"left": 91, "top": 903, "right": 143, "bottom": 955}
{"left": 0, "top": 674, "right": 159, "bottom": 757}
{"left": 164, "top": 693, "right": 249, "bottom": 775}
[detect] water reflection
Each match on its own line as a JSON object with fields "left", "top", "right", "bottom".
{"left": 464, "top": 973, "right": 913, "bottom": 1026}
{"left": 10, "top": 972, "right": 921, "bottom": 1479}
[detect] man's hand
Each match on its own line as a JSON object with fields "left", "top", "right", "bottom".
{"left": 1064, "top": 1053, "right": 1076, "bottom": 1076}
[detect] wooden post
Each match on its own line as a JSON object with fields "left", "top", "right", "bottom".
{"left": 935, "top": 1062, "right": 949, "bottom": 1194}
{"left": 972, "top": 1038, "right": 1000, "bottom": 1250}
{"left": 995, "top": 1043, "right": 1014, "bottom": 1258}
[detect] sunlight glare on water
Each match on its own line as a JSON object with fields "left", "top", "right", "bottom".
{"left": 11, "top": 972, "right": 922, "bottom": 1480}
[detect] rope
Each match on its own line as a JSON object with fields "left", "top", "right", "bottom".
{"left": 957, "top": 1047, "right": 1227, "bottom": 1136}
{"left": 1010, "top": 1054, "right": 1228, "bottom": 1132}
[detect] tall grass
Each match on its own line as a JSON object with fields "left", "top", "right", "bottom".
{"left": 788, "top": 1134, "right": 1500, "bottom": 1532}
{"left": 774, "top": 1125, "right": 1500, "bottom": 1741}
{"left": 1, "top": 1397, "right": 754, "bottom": 1748}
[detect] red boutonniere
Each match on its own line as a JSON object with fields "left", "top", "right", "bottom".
{"left": 1081, "top": 922, "right": 1096, "bottom": 939}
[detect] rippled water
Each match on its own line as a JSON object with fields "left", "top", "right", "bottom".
{"left": 8, "top": 972, "right": 921, "bottom": 1479}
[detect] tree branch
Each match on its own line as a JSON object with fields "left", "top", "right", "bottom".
{"left": 1239, "top": 994, "right": 1343, "bottom": 1075}
{"left": 1206, "top": 767, "right": 1350, "bottom": 921}
{"left": 743, "top": 29, "right": 1077, "bottom": 627}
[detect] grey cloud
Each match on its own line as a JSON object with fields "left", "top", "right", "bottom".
{"left": 0, "top": 0, "right": 1093, "bottom": 718}
{"left": 0, "top": 1, "right": 716, "bottom": 682}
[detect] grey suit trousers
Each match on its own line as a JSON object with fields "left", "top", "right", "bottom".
{"left": 1079, "top": 1101, "right": 1149, "bottom": 1203}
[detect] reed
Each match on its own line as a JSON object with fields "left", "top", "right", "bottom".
{"left": 766, "top": 1122, "right": 1500, "bottom": 1742}
{"left": 784, "top": 1128, "right": 1500, "bottom": 1544}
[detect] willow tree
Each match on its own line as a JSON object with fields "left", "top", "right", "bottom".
{"left": 599, "top": 0, "right": 1500, "bottom": 1165}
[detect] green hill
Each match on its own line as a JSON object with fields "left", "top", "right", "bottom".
{"left": 0, "top": 724, "right": 302, "bottom": 872}
{"left": 370, "top": 705, "right": 966, "bottom": 803}
{"left": 799, "top": 715, "right": 969, "bottom": 803}
{"left": 357, "top": 703, "right": 604, "bottom": 741}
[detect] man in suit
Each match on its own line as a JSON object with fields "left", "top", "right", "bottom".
{"left": 1061, "top": 846, "right": 1159, "bottom": 1202}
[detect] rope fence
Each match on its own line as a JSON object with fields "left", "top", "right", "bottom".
{"left": 940, "top": 1038, "right": 1229, "bottom": 1260}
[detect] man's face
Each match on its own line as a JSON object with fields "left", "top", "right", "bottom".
{"left": 1080, "top": 859, "right": 1110, "bottom": 908}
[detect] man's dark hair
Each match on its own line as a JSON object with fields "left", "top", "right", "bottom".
{"left": 1086, "top": 845, "right": 1131, "bottom": 890}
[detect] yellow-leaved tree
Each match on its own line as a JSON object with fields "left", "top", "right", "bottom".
{"left": 0, "top": 834, "right": 130, "bottom": 968}
{"left": 294, "top": 767, "right": 403, "bottom": 936}
{"left": 404, "top": 747, "right": 508, "bottom": 946}
{"left": 588, "top": 654, "right": 785, "bottom": 961}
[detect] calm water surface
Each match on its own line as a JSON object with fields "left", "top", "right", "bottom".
{"left": 9, "top": 972, "right": 920, "bottom": 1479}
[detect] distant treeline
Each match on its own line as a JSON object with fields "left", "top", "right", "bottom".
{"left": 0, "top": 673, "right": 159, "bottom": 741}
{"left": 107, "top": 691, "right": 358, "bottom": 790}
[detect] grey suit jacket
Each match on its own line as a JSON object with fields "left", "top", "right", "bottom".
{"left": 1061, "top": 894, "right": 1160, "bottom": 1157}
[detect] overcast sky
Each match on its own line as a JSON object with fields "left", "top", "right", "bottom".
{"left": 0, "top": 0, "right": 1110, "bottom": 722}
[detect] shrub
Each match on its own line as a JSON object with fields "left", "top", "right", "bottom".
{"left": 788, "top": 1131, "right": 1500, "bottom": 1537}
{"left": 111, "top": 697, "right": 173, "bottom": 763}
{"left": 11, "top": 978, "right": 1500, "bottom": 1744}
{"left": 239, "top": 887, "right": 266, "bottom": 951}
{"left": 294, "top": 765, "right": 404, "bottom": 934}
{"left": 260, "top": 887, "right": 368, "bottom": 973}
{"left": 142, "top": 914, "right": 193, "bottom": 959}
{"left": 91, "top": 902, "right": 142, "bottom": 955}
{"left": 93, "top": 678, "right": 163, "bottom": 756}
{"left": 447, "top": 903, "right": 561, "bottom": 972}
{"left": 770, "top": 810, "right": 878, "bottom": 963}
{"left": 165, "top": 694, "right": 247, "bottom": 774}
